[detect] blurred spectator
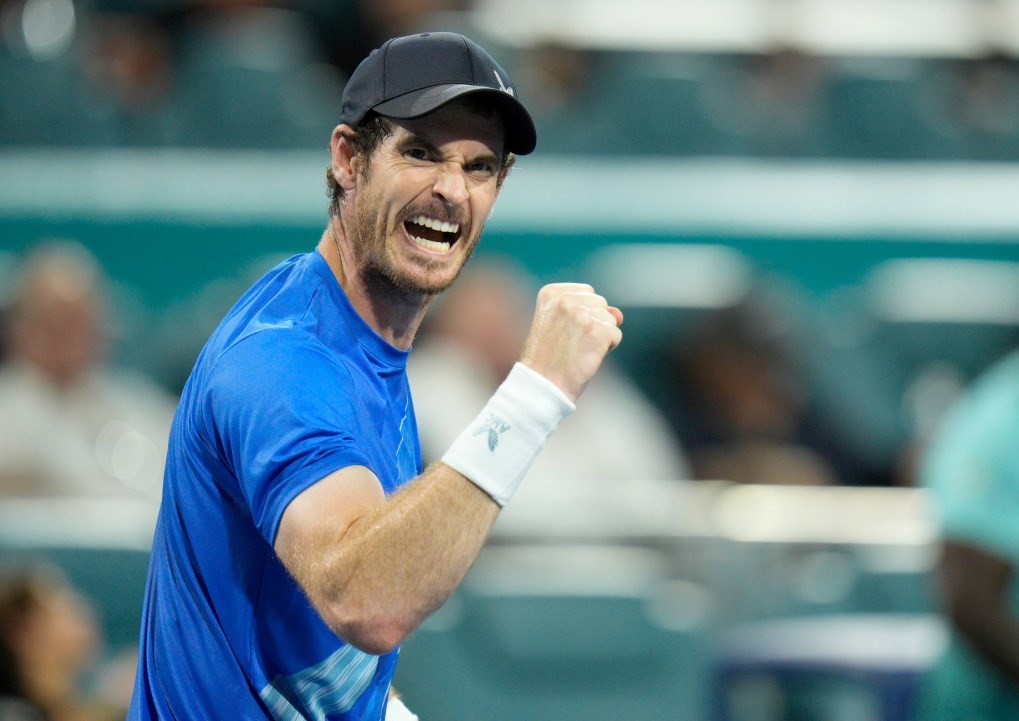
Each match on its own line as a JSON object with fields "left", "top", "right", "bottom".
{"left": 79, "top": 12, "right": 176, "bottom": 147}
{"left": 715, "top": 46, "right": 830, "bottom": 158}
{"left": 7, "top": 0, "right": 351, "bottom": 149}
{"left": 660, "top": 295, "right": 837, "bottom": 486}
{"left": 299, "top": 0, "right": 470, "bottom": 79}
{"left": 160, "top": 1, "right": 344, "bottom": 149}
{"left": 0, "top": 565, "right": 115, "bottom": 721}
{"left": 0, "top": 241, "right": 176, "bottom": 503}
{"left": 506, "top": 41, "right": 631, "bottom": 155}
{"left": 514, "top": 41, "right": 593, "bottom": 115}
{"left": 659, "top": 286, "right": 898, "bottom": 487}
{"left": 408, "top": 258, "right": 690, "bottom": 536}
{"left": 950, "top": 51, "right": 1019, "bottom": 161}
{"left": 916, "top": 349, "right": 1019, "bottom": 721}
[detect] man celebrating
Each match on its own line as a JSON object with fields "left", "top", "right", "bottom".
{"left": 129, "top": 32, "right": 622, "bottom": 721}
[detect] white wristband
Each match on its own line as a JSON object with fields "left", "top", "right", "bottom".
{"left": 441, "top": 362, "right": 575, "bottom": 506}
{"left": 385, "top": 697, "right": 418, "bottom": 721}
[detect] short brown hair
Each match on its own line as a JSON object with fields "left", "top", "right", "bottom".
{"left": 326, "top": 114, "right": 395, "bottom": 217}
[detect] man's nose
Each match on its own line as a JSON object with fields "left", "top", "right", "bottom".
{"left": 432, "top": 167, "right": 469, "bottom": 206}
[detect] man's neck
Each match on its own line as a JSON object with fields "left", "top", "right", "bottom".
{"left": 316, "top": 221, "right": 430, "bottom": 351}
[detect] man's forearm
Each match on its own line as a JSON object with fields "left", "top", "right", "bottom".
{"left": 288, "top": 462, "right": 499, "bottom": 654}
{"left": 952, "top": 594, "right": 1019, "bottom": 684}
{"left": 277, "top": 283, "right": 622, "bottom": 655}
{"left": 941, "top": 540, "right": 1019, "bottom": 684}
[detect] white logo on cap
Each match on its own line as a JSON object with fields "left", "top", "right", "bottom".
{"left": 494, "top": 70, "right": 515, "bottom": 96}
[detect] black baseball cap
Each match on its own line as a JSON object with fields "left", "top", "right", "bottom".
{"left": 339, "top": 32, "right": 537, "bottom": 155}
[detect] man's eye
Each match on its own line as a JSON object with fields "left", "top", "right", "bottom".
{"left": 467, "top": 161, "right": 496, "bottom": 174}
{"left": 405, "top": 147, "right": 429, "bottom": 160}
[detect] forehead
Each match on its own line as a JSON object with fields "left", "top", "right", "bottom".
{"left": 388, "top": 99, "right": 506, "bottom": 157}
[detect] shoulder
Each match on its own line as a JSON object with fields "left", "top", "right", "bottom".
{"left": 938, "top": 353, "right": 1019, "bottom": 449}
{"left": 206, "top": 326, "right": 355, "bottom": 407}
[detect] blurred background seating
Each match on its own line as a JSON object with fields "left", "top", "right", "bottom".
{"left": 396, "top": 544, "right": 713, "bottom": 721}
{"left": 710, "top": 614, "right": 948, "bottom": 721}
{"left": 0, "top": 241, "right": 176, "bottom": 503}
{"left": 163, "top": 5, "right": 343, "bottom": 149}
{"left": 3, "top": 0, "right": 1019, "bottom": 157}
{"left": 0, "top": 497, "right": 157, "bottom": 719}
{"left": 408, "top": 257, "right": 692, "bottom": 538}
{"left": 2, "top": 0, "right": 1019, "bottom": 718}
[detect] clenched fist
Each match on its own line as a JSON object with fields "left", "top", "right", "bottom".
{"left": 518, "top": 283, "right": 623, "bottom": 403}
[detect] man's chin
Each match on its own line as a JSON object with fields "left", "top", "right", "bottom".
{"left": 365, "top": 262, "right": 462, "bottom": 299}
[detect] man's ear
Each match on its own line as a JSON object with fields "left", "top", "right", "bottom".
{"left": 330, "top": 124, "right": 358, "bottom": 193}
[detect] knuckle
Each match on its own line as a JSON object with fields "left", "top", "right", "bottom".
{"left": 577, "top": 313, "right": 596, "bottom": 331}
{"left": 557, "top": 293, "right": 579, "bottom": 313}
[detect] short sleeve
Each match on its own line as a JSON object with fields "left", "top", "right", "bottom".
{"left": 204, "top": 329, "right": 372, "bottom": 545}
{"left": 923, "top": 368, "right": 1019, "bottom": 560}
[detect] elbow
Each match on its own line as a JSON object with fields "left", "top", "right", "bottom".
{"left": 343, "top": 623, "right": 410, "bottom": 656}
{"left": 322, "top": 605, "right": 415, "bottom": 655}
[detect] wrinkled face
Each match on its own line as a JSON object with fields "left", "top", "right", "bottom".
{"left": 346, "top": 100, "right": 505, "bottom": 297}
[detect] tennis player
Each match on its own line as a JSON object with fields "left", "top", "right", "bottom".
{"left": 128, "top": 31, "right": 622, "bottom": 721}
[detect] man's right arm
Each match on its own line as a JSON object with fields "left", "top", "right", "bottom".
{"left": 938, "top": 539, "right": 1019, "bottom": 684}
{"left": 274, "top": 283, "right": 623, "bottom": 654}
{"left": 275, "top": 459, "right": 500, "bottom": 654}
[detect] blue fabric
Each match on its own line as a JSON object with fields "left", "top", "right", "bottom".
{"left": 917, "top": 351, "right": 1019, "bottom": 721}
{"left": 129, "top": 250, "right": 422, "bottom": 721}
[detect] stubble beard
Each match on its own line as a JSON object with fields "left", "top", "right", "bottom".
{"left": 349, "top": 184, "right": 480, "bottom": 302}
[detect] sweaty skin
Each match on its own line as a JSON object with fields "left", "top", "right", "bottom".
{"left": 275, "top": 101, "right": 622, "bottom": 655}
{"left": 275, "top": 283, "right": 621, "bottom": 654}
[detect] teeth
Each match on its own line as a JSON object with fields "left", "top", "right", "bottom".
{"left": 410, "top": 215, "right": 459, "bottom": 234}
{"left": 410, "top": 235, "right": 451, "bottom": 252}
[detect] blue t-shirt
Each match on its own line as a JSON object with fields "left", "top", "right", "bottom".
{"left": 129, "top": 251, "right": 422, "bottom": 721}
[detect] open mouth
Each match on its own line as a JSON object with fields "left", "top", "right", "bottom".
{"left": 404, "top": 214, "right": 462, "bottom": 253}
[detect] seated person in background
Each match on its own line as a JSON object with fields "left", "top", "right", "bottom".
{"left": 408, "top": 259, "right": 690, "bottom": 536}
{"left": 661, "top": 297, "right": 838, "bottom": 486}
{"left": 916, "top": 349, "right": 1019, "bottom": 721}
{"left": 0, "top": 241, "right": 176, "bottom": 503}
{"left": 659, "top": 288, "right": 899, "bottom": 487}
{"left": 0, "top": 565, "right": 117, "bottom": 721}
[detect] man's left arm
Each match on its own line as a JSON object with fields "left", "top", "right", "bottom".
{"left": 938, "top": 539, "right": 1019, "bottom": 684}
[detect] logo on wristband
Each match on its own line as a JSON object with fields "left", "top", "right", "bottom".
{"left": 473, "top": 413, "right": 511, "bottom": 451}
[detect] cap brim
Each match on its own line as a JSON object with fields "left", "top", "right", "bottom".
{"left": 373, "top": 84, "right": 537, "bottom": 155}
